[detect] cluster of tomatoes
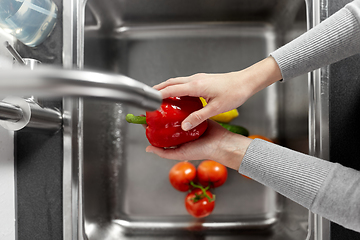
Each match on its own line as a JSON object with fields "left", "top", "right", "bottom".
{"left": 168, "top": 160, "right": 228, "bottom": 218}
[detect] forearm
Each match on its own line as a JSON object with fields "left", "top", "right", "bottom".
{"left": 271, "top": 0, "right": 360, "bottom": 81}
{"left": 312, "top": 163, "right": 360, "bottom": 232}
{"left": 239, "top": 139, "right": 360, "bottom": 232}
{"left": 239, "top": 139, "right": 332, "bottom": 208}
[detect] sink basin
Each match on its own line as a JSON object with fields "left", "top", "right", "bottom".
{"left": 82, "top": 0, "right": 310, "bottom": 239}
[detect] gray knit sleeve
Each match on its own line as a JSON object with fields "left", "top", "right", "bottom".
{"left": 270, "top": 0, "right": 360, "bottom": 81}
{"left": 239, "top": 139, "right": 360, "bottom": 232}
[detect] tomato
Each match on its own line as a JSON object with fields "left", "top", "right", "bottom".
{"left": 197, "top": 160, "right": 227, "bottom": 188}
{"left": 169, "top": 162, "right": 196, "bottom": 191}
{"left": 248, "top": 135, "right": 273, "bottom": 143}
{"left": 185, "top": 188, "right": 215, "bottom": 218}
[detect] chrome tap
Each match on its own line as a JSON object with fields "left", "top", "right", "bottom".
{"left": 0, "top": 67, "right": 162, "bottom": 132}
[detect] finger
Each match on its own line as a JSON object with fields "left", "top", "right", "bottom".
{"left": 159, "top": 83, "right": 196, "bottom": 99}
{"left": 181, "top": 104, "right": 220, "bottom": 131}
{"left": 153, "top": 77, "right": 191, "bottom": 90}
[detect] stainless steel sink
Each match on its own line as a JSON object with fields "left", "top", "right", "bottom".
{"left": 81, "top": 0, "right": 313, "bottom": 239}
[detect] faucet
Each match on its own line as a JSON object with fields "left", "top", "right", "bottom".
{"left": 0, "top": 67, "right": 162, "bottom": 132}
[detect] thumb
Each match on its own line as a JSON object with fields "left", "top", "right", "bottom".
{"left": 181, "top": 105, "right": 217, "bottom": 131}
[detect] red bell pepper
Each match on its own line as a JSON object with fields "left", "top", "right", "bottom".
{"left": 126, "top": 96, "right": 208, "bottom": 148}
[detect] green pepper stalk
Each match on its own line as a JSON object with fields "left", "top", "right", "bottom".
{"left": 126, "top": 114, "right": 147, "bottom": 124}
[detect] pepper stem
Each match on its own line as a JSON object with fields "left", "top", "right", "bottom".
{"left": 126, "top": 114, "right": 147, "bottom": 124}
{"left": 190, "top": 181, "right": 215, "bottom": 202}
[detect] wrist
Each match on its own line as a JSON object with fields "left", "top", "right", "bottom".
{"left": 216, "top": 132, "right": 253, "bottom": 171}
{"left": 246, "top": 56, "right": 283, "bottom": 95}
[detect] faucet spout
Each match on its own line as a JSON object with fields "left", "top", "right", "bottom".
{"left": 0, "top": 67, "right": 162, "bottom": 111}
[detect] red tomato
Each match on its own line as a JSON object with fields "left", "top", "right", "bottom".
{"left": 169, "top": 162, "right": 196, "bottom": 191}
{"left": 197, "top": 160, "right": 228, "bottom": 188}
{"left": 185, "top": 189, "right": 215, "bottom": 218}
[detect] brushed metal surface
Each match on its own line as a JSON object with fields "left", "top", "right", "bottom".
{"left": 0, "top": 32, "right": 16, "bottom": 240}
{"left": 82, "top": 0, "right": 311, "bottom": 239}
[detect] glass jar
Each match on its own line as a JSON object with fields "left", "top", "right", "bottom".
{"left": 0, "top": 0, "right": 58, "bottom": 47}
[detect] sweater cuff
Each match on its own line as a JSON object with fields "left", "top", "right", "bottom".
{"left": 239, "top": 139, "right": 332, "bottom": 209}
{"left": 270, "top": 3, "right": 360, "bottom": 81}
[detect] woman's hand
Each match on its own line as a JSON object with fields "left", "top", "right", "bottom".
{"left": 145, "top": 120, "right": 253, "bottom": 171}
{"left": 154, "top": 56, "right": 282, "bottom": 131}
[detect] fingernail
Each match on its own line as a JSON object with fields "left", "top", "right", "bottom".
{"left": 146, "top": 148, "right": 153, "bottom": 153}
{"left": 182, "top": 122, "right": 192, "bottom": 131}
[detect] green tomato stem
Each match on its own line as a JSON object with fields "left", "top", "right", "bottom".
{"left": 126, "top": 114, "right": 147, "bottom": 124}
{"left": 190, "top": 181, "right": 215, "bottom": 202}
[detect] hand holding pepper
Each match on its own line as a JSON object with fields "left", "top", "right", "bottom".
{"left": 146, "top": 120, "right": 252, "bottom": 171}
{"left": 153, "top": 57, "right": 282, "bottom": 132}
{"left": 126, "top": 96, "right": 250, "bottom": 169}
